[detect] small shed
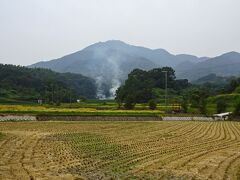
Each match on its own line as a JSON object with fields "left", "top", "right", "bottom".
{"left": 212, "top": 112, "right": 232, "bottom": 120}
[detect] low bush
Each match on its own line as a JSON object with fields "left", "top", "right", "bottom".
{"left": 148, "top": 100, "right": 157, "bottom": 110}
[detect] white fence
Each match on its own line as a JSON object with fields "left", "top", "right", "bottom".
{"left": 0, "top": 115, "right": 37, "bottom": 122}
{"left": 0, "top": 115, "right": 214, "bottom": 122}
{"left": 162, "top": 116, "right": 214, "bottom": 121}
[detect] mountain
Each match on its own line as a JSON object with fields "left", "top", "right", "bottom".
{"left": 30, "top": 40, "right": 240, "bottom": 99}
{"left": 176, "top": 52, "right": 240, "bottom": 81}
{"left": 0, "top": 64, "right": 96, "bottom": 103}
{"left": 192, "top": 73, "right": 235, "bottom": 85}
{"left": 30, "top": 40, "right": 205, "bottom": 99}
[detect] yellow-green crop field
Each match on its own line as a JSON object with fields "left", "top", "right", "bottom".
{"left": 0, "top": 121, "right": 240, "bottom": 179}
{"left": 0, "top": 104, "right": 163, "bottom": 117}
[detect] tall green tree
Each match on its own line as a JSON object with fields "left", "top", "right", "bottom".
{"left": 216, "top": 99, "right": 227, "bottom": 113}
{"left": 188, "top": 87, "right": 209, "bottom": 115}
{"left": 116, "top": 67, "right": 189, "bottom": 105}
{"left": 233, "top": 98, "right": 240, "bottom": 116}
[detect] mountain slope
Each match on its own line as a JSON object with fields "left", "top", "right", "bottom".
{"left": 0, "top": 64, "right": 96, "bottom": 103}
{"left": 177, "top": 52, "right": 240, "bottom": 81}
{"left": 192, "top": 73, "right": 234, "bottom": 85}
{"left": 30, "top": 40, "right": 204, "bottom": 98}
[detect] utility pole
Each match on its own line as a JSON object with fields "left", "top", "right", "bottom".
{"left": 45, "top": 86, "right": 47, "bottom": 104}
{"left": 56, "top": 85, "right": 59, "bottom": 104}
{"left": 162, "top": 71, "right": 168, "bottom": 106}
{"left": 69, "top": 89, "right": 72, "bottom": 106}
{"left": 52, "top": 84, "right": 54, "bottom": 104}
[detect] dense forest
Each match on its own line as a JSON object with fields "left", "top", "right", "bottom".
{"left": 115, "top": 67, "right": 240, "bottom": 115}
{"left": 0, "top": 64, "right": 96, "bottom": 103}
{"left": 115, "top": 67, "right": 189, "bottom": 107}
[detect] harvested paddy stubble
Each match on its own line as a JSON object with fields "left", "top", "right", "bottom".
{"left": 0, "top": 121, "right": 240, "bottom": 179}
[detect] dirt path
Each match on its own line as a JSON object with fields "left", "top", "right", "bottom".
{"left": 0, "top": 131, "right": 80, "bottom": 180}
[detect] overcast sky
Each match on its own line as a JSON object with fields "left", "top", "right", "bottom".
{"left": 0, "top": 0, "right": 240, "bottom": 65}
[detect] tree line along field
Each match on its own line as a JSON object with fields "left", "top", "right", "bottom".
{"left": 0, "top": 104, "right": 164, "bottom": 117}
{"left": 0, "top": 100, "right": 234, "bottom": 117}
{"left": 1, "top": 92, "right": 239, "bottom": 117}
{"left": 0, "top": 121, "right": 240, "bottom": 179}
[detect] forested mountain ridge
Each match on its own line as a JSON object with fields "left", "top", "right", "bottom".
{"left": 192, "top": 74, "right": 235, "bottom": 85}
{"left": 0, "top": 64, "right": 96, "bottom": 103}
{"left": 177, "top": 52, "right": 240, "bottom": 80}
{"left": 30, "top": 40, "right": 240, "bottom": 98}
{"left": 30, "top": 40, "right": 205, "bottom": 98}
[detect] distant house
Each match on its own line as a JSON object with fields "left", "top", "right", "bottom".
{"left": 37, "top": 99, "right": 43, "bottom": 105}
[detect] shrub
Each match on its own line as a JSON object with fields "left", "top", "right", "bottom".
{"left": 199, "top": 99, "right": 207, "bottom": 115}
{"left": 102, "top": 102, "right": 107, "bottom": 105}
{"left": 80, "top": 96, "right": 87, "bottom": 102}
{"left": 148, "top": 100, "right": 157, "bottom": 110}
{"left": 124, "top": 95, "right": 136, "bottom": 110}
{"left": 116, "top": 99, "right": 123, "bottom": 109}
{"left": 56, "top": 101, "right": 61, "bottom": 106}
{"left": 181, "top": 96, "right": 189, "bottom": 113}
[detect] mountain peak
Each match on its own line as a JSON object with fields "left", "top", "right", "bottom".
{"left": 221, "top": 51, "right": 240, "bottom": 56}
{"left": 154, "top": 48, "right": 170, "bottom": 55}
{"left": 104, "top": 40, "right": 127, "bottom": 45}
{"left": 210, "top": 51, "right": 240, "bottom": 60}
{"left": 84, "top": 40, "right": 129, "bottom": 51}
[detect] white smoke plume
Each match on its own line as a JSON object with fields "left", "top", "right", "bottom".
{"left": 92, "top": 44, "right": 123, "bottom": 99}
{"left": 96, "top": 76, "right": 107, "bottom": 100}
{"left": 109, "top": 78, "right": 121, "bottom": 99}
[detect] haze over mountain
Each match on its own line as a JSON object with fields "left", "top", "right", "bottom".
{"left": 30, "top": 40, "right": 240, "bottom": 99}
{"left": 177, "top": 51, "right": 240, "bottom": 81}
{"left": 192, "top": 73, "right": 235, "bottom": 86}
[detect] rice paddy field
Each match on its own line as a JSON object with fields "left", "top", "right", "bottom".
{"left": 0, "top": 104, "right": 164, "bottom": 117}
{"left": 0, "top": 121, "right": 240, "bottom": 180}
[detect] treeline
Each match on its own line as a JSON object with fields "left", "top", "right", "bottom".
{"left": 115, "top": 67, "right": 240, "bottom": 116}
{"left": 192, "top": 73, "right": 240, "bottom": 96}
{"left": 116, "top": 67, "right": 189, "bottom": 109}
{"left": 223, "top": 77, "right": 240, "bottom": 94}
{"left": 0, "top": 64, "right": 96, "bottom": 103}
{"left": 184, "top": 77, "right": 240, "bottom": 115}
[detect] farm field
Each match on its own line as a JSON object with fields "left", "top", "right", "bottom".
{"left": 0, "top": 94, "right": 236, "bottom": 117}
{"left": 0, "top": 104, "right": 164, "bottom": 117}
{"left": 0, "top": 121, "right": 240, "bottom": 179}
